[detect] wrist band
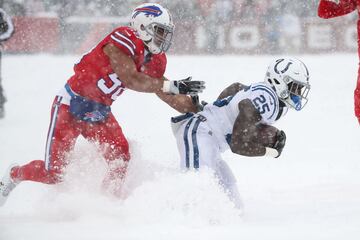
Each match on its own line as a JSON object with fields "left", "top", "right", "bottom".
{"left": 265, "top": 147, "right": 279, "bottom": 158}
{"left": 162, "top": 81, "right": 171, "bottom": 93}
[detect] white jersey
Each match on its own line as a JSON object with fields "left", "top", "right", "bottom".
{"left": 200, "top": 82, "right": 287, "bottom": 152}
{"left": 170, "top": 82, "right": 287, "bottom": 209}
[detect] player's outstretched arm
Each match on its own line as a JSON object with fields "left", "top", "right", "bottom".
{"left": 104, "top": 43, "right": 165, "bottom": 93}
{"left": 318, "top": 0, "right": 357, "bottom": 18}
{"left": 156, "top": 92, "right": 198, "bottom": 113}
{"left": 103, "top": 43, "right": 204, "bottom": 95}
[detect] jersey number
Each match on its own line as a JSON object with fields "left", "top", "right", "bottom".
{"left": 253, "top": 95, "right": 270, "bottom": 114}
{"left": 97, "top": 73, "right": 125, "bottom": 100}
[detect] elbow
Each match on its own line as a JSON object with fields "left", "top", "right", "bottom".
{"left": 118, "top": 70, "right": 138, "bottom": 90}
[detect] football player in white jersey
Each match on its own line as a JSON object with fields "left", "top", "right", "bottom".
{"left": 171, "top": 58, "right": 311, "bottom": 209}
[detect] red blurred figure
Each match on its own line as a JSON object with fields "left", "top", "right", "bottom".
{"left": 318, "top": 0, "right": 360, "bottom": 124}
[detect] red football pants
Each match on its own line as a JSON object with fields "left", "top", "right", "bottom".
{"left": 11, "top": 96, "right": 130, "bottom": 184}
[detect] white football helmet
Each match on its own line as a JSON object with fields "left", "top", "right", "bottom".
{"left": 265, "top": 58, "right": 311, "bottom": 111}
{"left": 130, "top": 3, "right": 174, "bottom": 54}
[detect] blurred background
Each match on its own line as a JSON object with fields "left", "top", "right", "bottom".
{"left": 0, "top": 0, "right": 358, "bottom": 55}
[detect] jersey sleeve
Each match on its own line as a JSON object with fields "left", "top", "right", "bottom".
{"left": 249, "top": 83, "right": 280, "bottom": 125}
{"left": 108, "top": 27, "right": 140, "bottom": 57}
{"left": 318, "top": 0, "right": 357, "bottom": 18}
{"left": 142, "top": 53, "right": 167, "bottom": 78}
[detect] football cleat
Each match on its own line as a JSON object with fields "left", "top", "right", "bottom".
{"left": 0, "top": 164, "right": 19, "bottom": 206}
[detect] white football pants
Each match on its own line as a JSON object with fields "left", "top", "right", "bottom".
{"left": 171, "top": 113, "right": 242, "bottom": 209}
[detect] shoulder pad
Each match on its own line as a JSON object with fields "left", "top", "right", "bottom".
{"left": 110, "top": 27, "right": 143, "bottom": 56}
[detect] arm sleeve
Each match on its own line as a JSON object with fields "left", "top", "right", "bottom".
{"left": 318, "top": 0, "right": 357, "bottom": 18}
{"left": 108, "top": 29, "right": 138, "bottom": 57}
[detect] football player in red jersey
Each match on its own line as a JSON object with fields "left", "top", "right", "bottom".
{"left": 0, "top": 3, "right": 205, "bottom": 205}
{"left": 318, "top": 0, "right": 360, "bottom": 124}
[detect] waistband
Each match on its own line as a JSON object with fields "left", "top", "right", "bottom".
{"left": 171, "top": 112, "right": 207, "bottom": 123}
{"left": 55, "top": 85, "right": 72, "bottom": 106}
{"left": 65, "top": 83, "right": 78, "bottom": 98}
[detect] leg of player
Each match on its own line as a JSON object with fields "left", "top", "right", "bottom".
{"left": 173, "top": 115, "right": 243, "bottom": 210}
{"left": 82, "top": 112, "right": 130, "bottom": 197}
{"left": 193, "top": 135, "right": 242, "bottom": 210}
{"left": 0, "top": 98, "right": 79, "bottom": 206}
{"left": 215, "top": 160, "right": 243, "bottom": 211}
{"left": 173, "top": 115, "right": 209, "bottom": 169}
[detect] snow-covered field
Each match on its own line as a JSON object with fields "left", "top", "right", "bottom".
{"left": 0, "top": 54, "right": 360, "bottom": 240}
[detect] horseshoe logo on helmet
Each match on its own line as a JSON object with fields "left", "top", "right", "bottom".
{"left": 274, "top": 59, "right": 293, "bottom": 74}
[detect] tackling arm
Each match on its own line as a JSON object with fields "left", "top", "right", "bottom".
{"left": 156, "top": 92, "right": 198, "bottom": 113}
{"left": 318, "top": 0, "right": 357, "bottom": 18}
{"left": 104, "top": 43, "right": 165, "bottom": 93}
{"left": 104, "top": 43, "right": 200, "bottom": 113}
{"left": 104, "top": 43, "right": 205, "bottom": 95}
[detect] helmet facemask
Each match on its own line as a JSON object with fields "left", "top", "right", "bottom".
{"left": 282, "top": 76, "right": 311, "bottom": 111}
{"left": 265, "top": 58, "right": 311, "bottom": 111}
{"left": 130, "top": 3, "right": 174, "bottom": 54}
{"left": 143, "top": 22, "right": 174, "bottom": 54}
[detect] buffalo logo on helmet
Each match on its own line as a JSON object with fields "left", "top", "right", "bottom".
{"left": 132, "top": 5, "right": 163, "bottom": 18}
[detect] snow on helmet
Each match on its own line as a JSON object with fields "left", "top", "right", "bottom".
{"left": 265, "top": 58, "right": 311, "bottom": 111}
{"left": 130, "top": 3, "right": 174, "bottom": 54}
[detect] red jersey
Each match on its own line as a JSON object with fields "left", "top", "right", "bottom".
{"left": 318, "top": 0, "right": 360, "bottom": 121}
{"left": 67, "top": 26, "right": 167, "bottom": 106}
{"left": 318, "top": 0, "right": 360, "bottom": 55}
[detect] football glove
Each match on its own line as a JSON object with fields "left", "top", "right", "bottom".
{"left": 163, "top": 77, "right": 205, "bottom": 95}
{"left": 191, "top": 94, "right": 207, "bottom": 112}
{"left": 272, "top": 130, "right": 286, "bottom": 158}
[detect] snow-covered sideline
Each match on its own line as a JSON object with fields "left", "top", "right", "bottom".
{"left": 0, "top": 54, "right": 360, "bottom": 240}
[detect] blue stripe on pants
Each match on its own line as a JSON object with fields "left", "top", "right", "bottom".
{"left": 183, "top": 118, "right": 194, "bottom": 168}
{"left": 191, "top": 119, "right": 202, "bottom": 169}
